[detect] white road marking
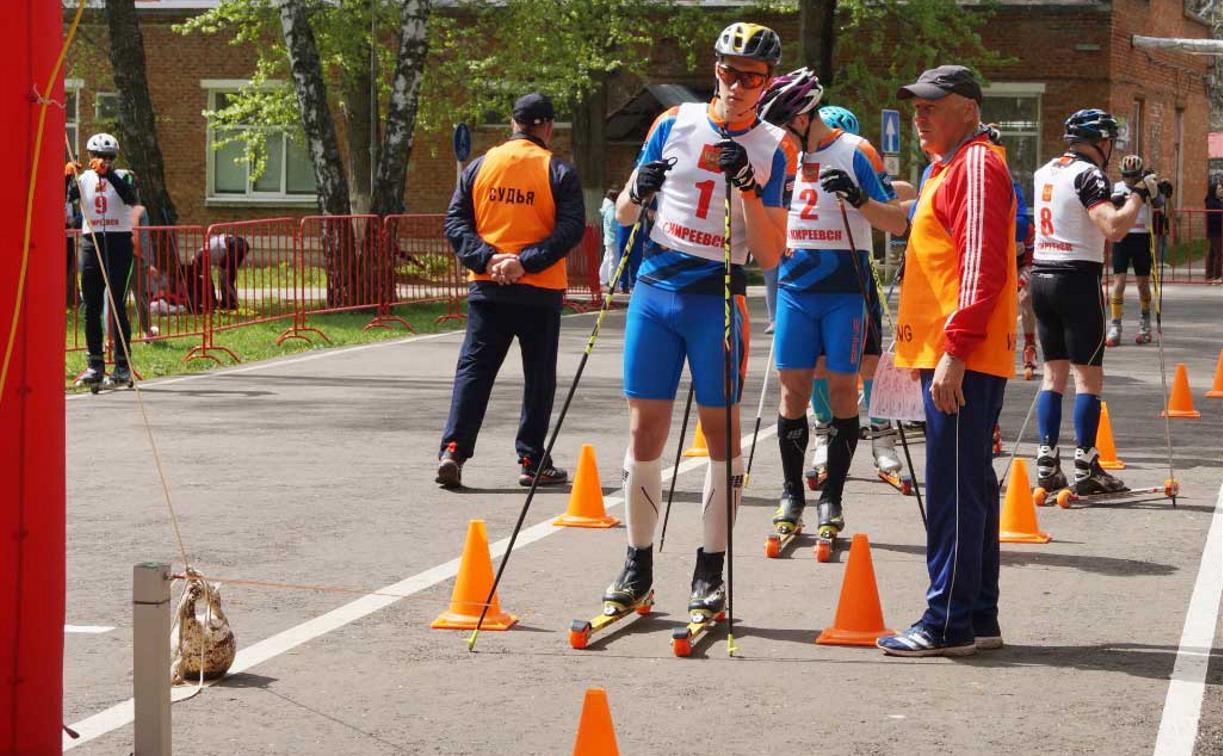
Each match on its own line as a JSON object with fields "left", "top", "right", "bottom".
{"left": 1153, "top": 481, "right": 1223, "bottom": 756}
{"left": 64, "top": 420, "right": 777, "bottom": 749}
{"left": 64, "top": 625, "right": 114, "bottom": 634}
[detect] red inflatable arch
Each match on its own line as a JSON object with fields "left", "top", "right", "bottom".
{"left": 1, "top": 2, "right": 67, "bottom": 750}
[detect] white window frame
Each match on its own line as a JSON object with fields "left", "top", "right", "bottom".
{"left": 201, "top": 79, "right": 317, "bottom": 207}
{"left": 981, "top": 82, "right": 1044, "bottom": 190}
{"left": 65, "top": 78, "right": 82, "bottom": 160}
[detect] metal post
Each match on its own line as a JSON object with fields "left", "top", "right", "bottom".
{"left": 133, "top": 562, "right": 171, "bottom": 755}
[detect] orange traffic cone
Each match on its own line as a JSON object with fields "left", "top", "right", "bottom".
{"left": 1206, "top": 349, "right": 1223, "bottom": 399}
{"left": 1162, "top": 362, "right": 1201, "bottom": 419}
{"left": 816, "top": 533, "right": 894, "bottom": 646}
{"left": 1096, "top": 401, "right": 1125, "bottom": 470}
{"left": 683, "top": 421, "right": 709, "bottom": 457}
{"left": 999, "top": 459, "right": 1051, "bottom": 544}
{"left": 431, "top": 520, "right": 518, "bottom": 631}
{"left": 554, "top": 444, "right": 619, "bottom": 528}
{"left": 572, "top": 688, "right": 619, "bottom": 756}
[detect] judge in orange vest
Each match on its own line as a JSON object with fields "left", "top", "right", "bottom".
{"left": 436, "top": 93, "right": 585, "bottom": 489}
{"left": 877, "top": 66, "right": 1017, "bottom": 658}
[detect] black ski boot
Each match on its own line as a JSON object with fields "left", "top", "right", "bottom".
{"left": 1073, "top": 447, "right": 1127, "bottom": 495}
{"left": 108, "top": 364, "right": 133, "bottom": 387}
{"left": 816, "top": 498, "right": 844, "bottom": 535}
{"left": 687, "top": 548, "right": 726, "bottom": 621}
{"left": 602, "top": 546, "right": 653, "bottom": 614}
{"left": 75, "top": 365, "right": 104, "bottom": 389}
{"left": 771, "top": 483, "right": 805, "bottom": 535}
{"left": 1036, "top": 445, "right": 1068, "bottom": 491}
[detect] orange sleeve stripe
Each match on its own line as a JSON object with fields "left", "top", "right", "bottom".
{"left": 857, "top": 141, "right": 886, "bottom": 173}
{"left": 645, "top": 106, "right": 681, "bottom": 142}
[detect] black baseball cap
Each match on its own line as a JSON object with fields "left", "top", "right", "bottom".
{"left": 897, "top": 65, "right": 982, "bottom": 104}
{"left": 512, "top": 93, "right": 555, "bottom": 126}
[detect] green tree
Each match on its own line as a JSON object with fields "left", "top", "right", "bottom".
{"left": 421, "top": 0, "right": 725, "bottom": 218}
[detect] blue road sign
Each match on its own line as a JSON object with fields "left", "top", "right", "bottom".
{"left": 881, "top": 109, "right": 901, "bottom": 155}
{"left": 453, "top": 123, "right": 472, "bottom": 162}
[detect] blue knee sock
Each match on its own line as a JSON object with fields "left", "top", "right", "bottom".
{"left": 862, "top": 378, "right": 883, "bottom": 425}
{"left": 811, "top": 378, "right": 832, "bottom": 424}
{"left": 1036, "top": 390, "right": 1063, "bottom": 446}
{"left": 1074, "top": 393, "right": 1101, "bottom": 449}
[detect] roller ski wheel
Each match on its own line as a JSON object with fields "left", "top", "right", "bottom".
{"left": 992, "top": 425, "right": 1003, "bottom": 457}
{"left": 1105, "top": 321, "right": 1121, "bottom": 348}
{"left": 1032, "top": 487, "right": 1048, "bottom": 507}
{"left": 1135, "top": 333, "right": 1151, "bottom": 345}
{"left": 1022, "top": 345, "right": 1037, "bottom": 380}
{"left": 764, "top": 525, "right": 803, "bottom": 559}
{"left": 804, "top": 467, "right": 827, "bottom": 492}
{"left": 877, "top": 468, "right": 914, "bottom": 496}
{"left": 568, "top": 590, "right": 655, "bottom": 650}
{"left": 814, "top": 524, "right": 841, "bottom": 563}
{"left": 670, "top": 609, "right": 726, "bottom": 658}
{"left": 1023, "top": 365, "right": 1035, "bottom": 380}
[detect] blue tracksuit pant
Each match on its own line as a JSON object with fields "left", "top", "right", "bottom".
{"left": 919, "top": 368, "right": 1007, "bottom": 644}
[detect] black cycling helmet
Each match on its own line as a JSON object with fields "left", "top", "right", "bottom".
{"left": 1063, "top": 108, "right": 1120, "bottom": 144}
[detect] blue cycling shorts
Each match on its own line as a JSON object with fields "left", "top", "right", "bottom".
{"left": 774, "top": 288, "right": 864, "bottom": 373}
{"left": 623, "top": 281, "right": 747, "bottom": 407}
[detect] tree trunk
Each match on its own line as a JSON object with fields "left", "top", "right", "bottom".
{"left": 799, "top": 0, "right": 838, "bottom": 88}
{"left": 370, "top": 0, "right": 431, "bottom": 217}
{"left": 341, "top": 58, "right": 375, "bottom": 214}
{"left": 277, "top": 0, "right": 350, "bottom": 216}
{"left": 105, "top": 0, "right": 179, "bottom": 226}
{"left": 572, "top": 78, "right": 608, "bottom": 225}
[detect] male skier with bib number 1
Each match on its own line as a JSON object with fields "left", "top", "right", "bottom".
{"left": 753, "top": 68, "right": 907, "bottom": 559}
{"left": 576, "top": 23, "right": 791, "bottom": 651}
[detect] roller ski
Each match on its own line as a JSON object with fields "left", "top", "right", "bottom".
{"left": 765, "top": 486, "right": 804, "bottom": 558}
{"left": 871, "top": 424, "right": 913, "bottom": 495}
{"left": 1022, "top": 344, "right": 1038, "bottom": 380}
{"left": 1042, "top": 479, "right": 1179, "bottom": 509}
{"left": 1135, "top": 313, "right": 1152, "bottom": 344}
{"left": 1032, "top": 445, "right": 1069, "bottom": 506}
{"left": 671, "top": 548, "right": 725, "bottom": 657}
{"left": 570, "top": 546, "right": 654, "bottom": 649}
{"left": 74, "top": 366, "right": 105, "bottom": 392}
{"left": 992, "top": 423, "right": 1003, "bottom": 456}
{"left": 804, "top": 421, "right": 830, "bottom": 491}
{"left": 813, "top": 499, "right": 844, "bottom": 563}
{"left": 1105, "top": 319, "right": 1122, "bottom": 347}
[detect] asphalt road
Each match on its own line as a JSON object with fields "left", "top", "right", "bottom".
{"left": 62, "top": 284, "right": 1222, "bottom": 754}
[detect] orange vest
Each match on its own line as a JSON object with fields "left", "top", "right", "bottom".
{"left": 469, "top": 138, "right": 566, "bottom": 290}
{"left": 895, "top": 143, "right": 1017, "bottom": 377}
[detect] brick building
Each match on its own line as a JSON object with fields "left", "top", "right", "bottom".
{"left": 64, "top": 0, "right": 1211, "bottom": 226}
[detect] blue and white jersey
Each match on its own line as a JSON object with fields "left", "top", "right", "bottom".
{"left": 634, "top": 101, "right": 791, "bottom": 293}
{"left": 779, "top": 130, "right": 895, "bottom": 293}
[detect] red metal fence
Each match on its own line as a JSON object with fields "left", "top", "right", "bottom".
{"left": 66, "top": 215, "right": 604, "bottom": 367}
{"left": 1163, "top": 208, "right": 1222, "bottom": 283}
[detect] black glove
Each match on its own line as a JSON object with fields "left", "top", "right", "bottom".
{"left": 1111, "top": 192, "right": 1128, "bottom": 208}
{"left": 1132, "top": 173, "right": 1159, "bottom": 201}
{"left": 630, "top": 159, "right": 673, "bottom": 205}
{"left": 716, "top": 138, "right": 757, "bottom": 192}
{"left": 819, "top": 167, "right": 866, "bottom": 208}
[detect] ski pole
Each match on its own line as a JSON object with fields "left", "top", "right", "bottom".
{"left": 1149, "top": 198, "right": 1177, "bottom": 506}
{"left": 743, "top": 333, "right": 776, "bottom": 488}
{"left": 997, "top": 384, "right": 1040, "bottom": 490}
{"left": 466, "top": 206, "right": 651, "bottom": 652}
{"left": 719, "top": 130, "right": 738, "bottom": 657}
{"left": 658, "top": 381, "right": 694, "bottom": 553}
{"left": 894, "top": 421, "right": 926, "bottom": 528}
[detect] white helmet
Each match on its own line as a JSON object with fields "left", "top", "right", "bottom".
{"left": 86, "top": 132, "right": 119, "bottom": 156}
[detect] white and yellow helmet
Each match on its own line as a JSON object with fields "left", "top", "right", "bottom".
{"left": 715, "top": 22, "right": 782, "bottom": 65}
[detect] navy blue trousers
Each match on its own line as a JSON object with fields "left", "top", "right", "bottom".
{"left": 919, "top": 368, "right": 1007, "bottom": 644}
{"left": 440, "top": 298, "right": 560, "bottom": 463}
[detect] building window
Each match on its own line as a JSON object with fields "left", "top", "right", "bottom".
{"left": 94, "top": 92, "right": 119, "bottom": 122}
{"left": 205, "top": 89, "right": 316, "bottom": 201}
{"left": 65, "top": 80, "right": 81, "bottom": 160}
{"left": 981, "top": 83, "right": 1043, "bottom": 203}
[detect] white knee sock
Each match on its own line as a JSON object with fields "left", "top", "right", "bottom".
{"left": 623, "top": 451, "right": 662, "bottom": 549}
{"left": 701, "top": 456, "right": 744, "bottom": 553}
